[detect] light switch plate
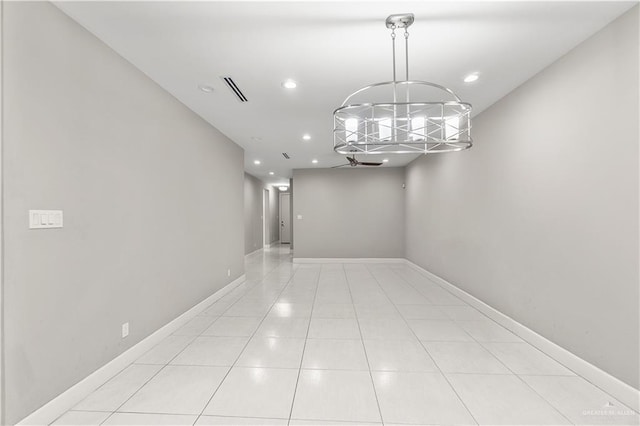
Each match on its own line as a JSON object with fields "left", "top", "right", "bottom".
{"left": 29, "top": 210, "right": 63, "bottom": 229}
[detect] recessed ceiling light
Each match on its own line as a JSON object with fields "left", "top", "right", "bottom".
{"left": 279, "top": 186, "right": 289, "bottom": 191}
{"left": 282, "top": 79, "right": 297, "bottom": 89}
{"left": 463, "top": 73, "right": 479, "bottom": 83}
{"left": 383, "top": 158, "right": 389, "bottom": 163}
{"left": 312, "top": 159, "right": 318, "bottom": 164}
{"left": 269, "top": 171, "right": 275, "bottom": 175}
{"left": 198, "top": 84, "right": 214, "bottom": 93}
{"left": 302, "top": 134, "right": 311, "bottom": 141}
{"left": 254, "top": 160, "right": 261, "bottom": 165}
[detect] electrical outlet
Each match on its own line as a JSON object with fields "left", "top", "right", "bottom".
{"left": 122, "top": 322, "right": 129, "bottom": 338}
{"left": 227, "top": 269, "right": 231, "bottom": 277}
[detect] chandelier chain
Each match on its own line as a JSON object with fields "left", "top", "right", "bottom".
{"left": 404, "top": 28, "right": 410, "bottom": 82}
{"left": 390, "top": 26, "right": 397, "bottom": 83}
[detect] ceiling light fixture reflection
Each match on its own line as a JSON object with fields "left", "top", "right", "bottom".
{"left": 273, "top": 303, "right": 293, "bottom": 317}
{"left": 383, "top": 158, "right": 389, "bottom": 163}
{"left": 464, "top": 73, "right": 479, "bottom": 83}
{"left": 312, "top": 159, "right": 318, "bottom": 164}
{"left": 303, "top": 134, "right": 311, "bottom": 141}
{"left": 333, "top": 13, "right": 472, "bottom": 155}
{"left": 254, "top": 160, "right": 261, "bottom": 165}
{"left": 282, "top": 79, "right": 297, "bottom": 89}
{"left": 198, "top": 84, "right": 214, "bottom": 93}
{"left": 308, "top": 369, "right": 323, "bottom": 383}
{"left": 269, "top": 171, "right": 275, "bottom": 175}
{"left": 251, "top": 368, "right": 265, "bottom": 382}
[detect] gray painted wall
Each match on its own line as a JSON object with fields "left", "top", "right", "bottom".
{"left": 405, "top": 7, "right": 639, "bottom": 389}
{"left": 2, "top": 3, "right": 245, "bottom": 423}
{"left": 0, "top": 2, "right": 4, "bottom": 423}
{"left": 293, "top": 168, "right": 405, "bottom": 258}
{"left": 244, "top": 173, "right": 264, "bottom": 255}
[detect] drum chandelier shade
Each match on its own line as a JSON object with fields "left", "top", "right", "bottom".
{"left": 333, "top": 13, "right": 473, "bottom": 155}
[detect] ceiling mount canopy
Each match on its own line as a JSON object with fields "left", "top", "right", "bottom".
{"left": 333, "top": 13, "right": 473, "bottom": 155}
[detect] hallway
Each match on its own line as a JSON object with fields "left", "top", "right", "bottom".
{"left": 51, "top": 246, "right": 638, "bottom": 425}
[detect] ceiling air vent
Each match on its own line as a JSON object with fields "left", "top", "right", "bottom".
{"left": 282, "top": 153, "right": 290, "bottom": 159}
{"left": 221, "top": 77, "right": 248, "bottom": 102}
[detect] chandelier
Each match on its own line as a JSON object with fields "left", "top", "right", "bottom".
{"left": 333, "top": 13, "right": 473, "bottom": 155}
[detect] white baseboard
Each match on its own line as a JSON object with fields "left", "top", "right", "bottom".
{"left": 404, "top": 259, "right": 640, "bottom": 413}
{"left": 264, "top": 240, "right": 281, "bottom": 249}
{"left": 17, "top": 274, "right": 246, "bottom": 426}
{"left": 293, "top": 257, "right": 405, "bottom": 264}
{"left": 245, "top": 248, "right": 264, "bottom": 258}
{"left": 265, "top": 240, "right": 281, "bottom": 249}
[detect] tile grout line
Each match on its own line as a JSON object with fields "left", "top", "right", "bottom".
{"left": 54, "top": 312, "right": 220, "bottom": 425}
{"left": 93, "top": 335, "right": 202, "bottom": 426}
{"left": 192, "top": 248, "right": 299, "bottom": 425}
{"left": 366, "top": 264, "right": 481, "bottom": 426}
{"left": 53, "top": 247, "right": 290, "bottom": 426}
{"left": 97, "top": 247, "right": 291, "bottom": 426}
{"left": 100, "top": 305, "right": 239, "bottom": 424}
{"left": 345, "top": 264, "right": 386, "bottom": 425}
{"left": 100, "top": 265, "right": 272, "bottom": 426}
{"left": 390, "top": 264, "right": 584, "bottom": 425}
{"left": 286, "top": 264, "right": 321, "bottom": 425}
{"left": 390, "top": 267, "right": 581, "bottom": 424}
{"left": 471, "top": 338, "right": 578, "bottom": 425}
{"left": 397, "top": 268, "right": 605, "bottom": 380}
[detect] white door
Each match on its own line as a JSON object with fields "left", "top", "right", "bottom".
{"left": 279, "top": 193, "right": 291, "bottom": 244}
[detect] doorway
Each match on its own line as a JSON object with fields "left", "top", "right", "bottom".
{"left": 279, "top": 192, "right": 291, "bottom": 244}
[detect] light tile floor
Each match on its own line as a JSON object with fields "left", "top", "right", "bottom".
{"left": 53, "top": 245, "right": 639, "bottom": 425}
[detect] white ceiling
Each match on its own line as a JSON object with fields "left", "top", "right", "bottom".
{"left": 55, "top": 1, "right": 635, "bottom": 186}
